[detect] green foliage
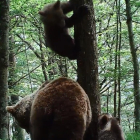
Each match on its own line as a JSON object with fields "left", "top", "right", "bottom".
{"left": 9, "top": 0, "right": 77, "bottom": 98}
{"left": 9, "top": 0, "right": 140, "bottom": 135}
{"left": 126, "top": 132, "right": 140, "bottom": 140}
{"left": 95, "top": 0, "right": 140, "bottom": 133}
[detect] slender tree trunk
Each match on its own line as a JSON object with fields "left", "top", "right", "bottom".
{"left": 107, "top": 89, "right": 109, "bottom": 113}
{"left": 70, "top": 0, "right": 100, "bottom": 140}
{"left": 39, "top": 32, "right": 48, "bottom": 81}
{"left": 118, "top": 0, "right": 121, "bottom": 121}
{"left": 0, "top": 0, "right": 9, "bottom": 139}
{"left": 118, "top": 22, "right": 121, "bottom": 122}
{"left": 125, "top": 0, "right": 140, "bottom": 132}
{"left": 58, "top": 57, "right": 68, "bottom": 77}
{"left": 114, "top": 0, "right": 119, "bottom": 117}
{"left": 40, "top": 45, "right": 48, "bottom": 81}
{"left": 48, "top": 53, "right": 56, "bottom": 80}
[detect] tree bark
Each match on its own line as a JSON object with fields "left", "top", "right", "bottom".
{"left": 11, "top": 95, "right": 25, "bottom": 140}
{"left": 118, "top": 0, "right": 121, "bottom": 122}
{"left": 125, "top": 0, "right": 140, "bottom": 132}
{"left": 70, "top": 0, "right": 101, "bottom": 140}
{"left": 40, "top": 44, "right": 48, "bottom": 81}
{"left": 114, "top": 0, "right": 119, "bottom": 117}
{"left": 9, "top": 37, "right": 25, "bottom": 140}
{"left": 58, "top": 57, "right": 68, "bottom": 77}
{"left": 0, "top": 0, "right": 9, "bottom": 139}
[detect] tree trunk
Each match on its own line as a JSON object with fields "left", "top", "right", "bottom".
{"left": 114, "top": 0, "right": 119, "bottom": 117}
{"left": 39, "top": 33, "right": 48, "bottom": 81}
{"left": 118, "top": 22, "right": 121, "bottom": 122}
{"left": 11, "top": 95, "right": 25, "bottom": 140}
{"left": 40, "top": 44, "right": 48, "bottom": 81}
{"left": 0, "top": 0, "right": 9, "bottom": 139}
{"left": 70, "top": 0, "right": 100, "bottom": 140}
{"left": 118, "top": 0, "right": 121, "bottom": 121}
{"left": 125, "top": 0, "right": 140, "bottom": 132}
{"left": 58, "top": 57, "right": 68, "bottom": 77}
{"left": 9, "top": 37, "right": 25, "bottom": 140}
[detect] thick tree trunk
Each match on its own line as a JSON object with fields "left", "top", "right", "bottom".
{"left": 0, "top": 0, "right": 9, "bottom": 139}
{"left": 125, "top": 0, "right": 140, "bottom": 132}
{"left": 11, "top": 95, "right": 25, "bottom": 140}
{"left": 9, "top": 37, "right": 25, "bottom": 140}
{"left": 70, "top": 0, "right": 100, "bottom": 140}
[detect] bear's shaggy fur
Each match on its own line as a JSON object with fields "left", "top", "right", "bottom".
{"left": 39, "top": 1, "right": 89, "bottom": 60}
{"left": 6, "top": 81, "right": 49, "bottom": 133}
{"left": 7, "top": 78, "right": 91, "bottom": 140}
{"left": 30, "top": 77, "right": 91, "bottom": 140}
{"left": 98, "top": 114, "right": 125, "bottom": 140}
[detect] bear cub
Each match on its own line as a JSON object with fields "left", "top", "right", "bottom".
{"left": 98, "top": 114, "right": 125, "bottom": 140}
{"left": 39, "top": 1, "right": 89, "bottom": 60}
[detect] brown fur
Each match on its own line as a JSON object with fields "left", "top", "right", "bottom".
{"left": 30, "top": 77, "right": 92, "bottom": 140}
{"left": 39, "top": 1, "right": 89, "bottom": 60}
{"left": 98, "top": 114, "right": 125, "bottom": 140}
{"left": 6, "top": 81, "right": 49, "bottom": 133}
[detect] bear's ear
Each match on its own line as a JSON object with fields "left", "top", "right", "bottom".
{"left": 54, "top": 1, "right": 61, "bottom": 9}
{"left": 6, "top": 106, "right": 16, "bottom": 115}
{"left": 100, "top": 115, "right": 109, "bottom": 127}
{"left": 38, "top": 11, "right": 46, "bottom": 16}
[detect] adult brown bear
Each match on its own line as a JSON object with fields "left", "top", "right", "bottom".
{"left": 7, "top": 77, "right": 92, "bottom": 140}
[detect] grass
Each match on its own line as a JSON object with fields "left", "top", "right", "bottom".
{"left": 125, "top": 132, "right": 140, "bottom": 140}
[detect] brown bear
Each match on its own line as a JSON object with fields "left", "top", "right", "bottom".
{"left": 30, "top": 77, "right": 92, "bottom": 140}
{"left": 6, "top": 81, "right": 49, "bottom": 133}
{"left": 7, "top": 77, "right": 92, "bottom": 140}
{"left": 39, "top": 1, "right": 89, "bottom": 60}
{"left": 98, "top": 114, "right": 125, "bottom": 140}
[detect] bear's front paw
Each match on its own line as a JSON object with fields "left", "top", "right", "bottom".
{"left": 78, "top": 5, "right": 90, "bottom": 16}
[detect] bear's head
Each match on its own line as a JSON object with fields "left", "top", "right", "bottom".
{"left": 98, "top": 114, "right": 125, "bottom": 140}
{"left": 6, "top": 81, "right": 49, "bottom": 133}
{"left": 6, "top": 93, "right": 36, "bottom": 133}
{"left": 38, "top": 1, "right": 65, "bottom": 27}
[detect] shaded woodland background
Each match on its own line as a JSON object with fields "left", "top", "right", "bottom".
{"left": 0, "top": 0, "right": 140, "bottom": 139}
